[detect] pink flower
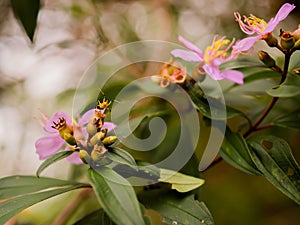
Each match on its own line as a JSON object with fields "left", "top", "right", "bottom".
{"left": 35, "top": 109, "right": 116, "bottom": 164}
{"left": 157, "top": 59, "right": 187, "bottom": 88}
{"left": 171, "top": 35, "right": 244, "bottom": 85}
{"left": 233, "top": 3, "right": 295, "bottom": 53}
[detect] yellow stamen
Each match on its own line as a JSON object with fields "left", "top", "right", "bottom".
{"left": 98, "top": 98, "right": 111, "bottom": 109}
{"left": 203, "top": 36, "right": 234, "bottom": 64}
{"left": 246, "top": 14, "right": 267, "bottom": 32}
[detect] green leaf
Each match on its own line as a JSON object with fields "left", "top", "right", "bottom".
{"left": 159, "top": 169, "right": 205, "bottom": 193}
{"left": 136, "top": 161, "right": 160, "bottom": 178}
{"left": 11, "top": 0, "right": 40, "bottom": 42}
{"left": 266, "top": 74, "right": 300, "bottom": 97}
{"left": 106, "top": 147, "right": 137, "bottom": 167}
{"left": 74, "top": 209, "right": 116, "bottom": 225}
{"left": 36, "top": 151, "right": 74, "bottom": 177}
{"left": 273, "top": 109, "right": 300, "bottom": 130}
{"left": 87, "top": 168, "right": 146, "bottom": 225}
{"left": 227, "top": 69, "right": 279, "bottom": 90}
{"left": 0, "top": 175, "right": 87, "bottom": 199}
{"left": 220, "top": 60, "right": 264, "bottom": 70}
{"left": 186, "top": 83, "right": 244, "bottom": 120}
{"left": 0, "top": 183, "right": 86, "bottom": 224}
{"left": 247, "top": 135, "right": 300, "bottom": 205}
{"left": 139, "top": 190, "right": 214, "bottom": 225}
{"left": 219, "top": 129, "right": 262, "bottom": 175}
{"left": 74, "top": 204, "right": 152, "bottom": 225}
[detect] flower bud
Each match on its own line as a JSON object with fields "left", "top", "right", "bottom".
{"left": 91, "top": 145, "right": 107, "bottom": 162}
{"left": 86, "top": 110, "right": 106, "bottom": 135}
{"left": 293, "top": 67, "right": 300, "bottom": 74}
{"left": 52, "top": 117, "right": 77, "bottom": 146}
{"left": 102, "top": 136, "right": 117, "bottom": 146}
{"left": 86, "top": 119, "right": 97, "bottom": 136}
{"left": 258, "top": 51, "right": 276, "bottom": 68}
{"left": 79, "top": 150, "right": 90, "bottom": 164}
{"left": 263, "top": 33, "right": 278, "bottom": 47}
{"left": 89, "top": 129, "right": 107, "bottom": 146}
{"left": 280, "top": 29, "right": 295, "bottom": 50}
{"left": 60, "top": 131, "right": 77, "bottom": 146}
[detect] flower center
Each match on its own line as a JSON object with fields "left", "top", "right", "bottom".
{"left": 203, "top": 36, "right": 234, "bottom": 64}
{"left": 245, "top": 14, "right": 267, "bottom": 33}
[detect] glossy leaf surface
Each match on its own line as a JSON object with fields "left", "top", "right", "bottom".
{"left": 220, "top": 130, "right": 262, "bottom": 175}
{"left": 87, "top": 168, "right": 146, "bottom": 225}
{"left": 159, "top": 168, "right": 205, "bottom": 192}
{"left": 248, "top": 135, "right": 300, "bottom": 205}
{"left": 140, "top": 190, "right": 214, "bottom": 225}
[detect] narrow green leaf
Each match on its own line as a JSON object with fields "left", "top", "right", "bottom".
{"left": 186, "top": 83, "right": 244, "bottom": 120}
{"left": 136, "top": 161, "right": 160, "bottom": 178}
{"left": 159, "top": 169, "right": 205, "bottom": 193}
{"left": 87, "top": 168, "right": 146, "bottom": 225}
{"left": 36, "top": 151, "right": 74, "bottom": 177}
{"left": 273, "top": 109, "right": 300, "bottom": 130}
{"left": 0, "top": 184, "right": 86, "bottom": 224}
{"left": 219, "top": 129, "right": 262, "bottom": 175}
{"left": 247, "top": 135, "right": 300, "bottom": 205}
{"left": 0, "top": 175, "right": 86, "bottom": 199}
{"left": 106, "top": 147, "right": 137, "bottom": 167}
{"left": 11, "top": 0, "right": 40, "bottom": 42}
{"left": 266, "top": 74, "right": 300, "bottom": 97}
{"left": 139, "top": 190, "right": 214, "bottom": 225}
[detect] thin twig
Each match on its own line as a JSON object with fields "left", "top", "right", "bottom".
{"left": 51, "top": 188, "right": 93, "bottom": 225}
{"left": 243, "top": 52, "right": 291, "bottom": 137}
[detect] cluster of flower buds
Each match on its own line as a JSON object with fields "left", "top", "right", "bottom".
{"left": 258, "top": 25, "right": 300, "bottom": 70}
{"left": 79, "top": 98, "right": 117, "bottom": 165}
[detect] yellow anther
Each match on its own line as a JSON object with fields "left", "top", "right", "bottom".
{"left": 98, "top": 98, "right": 111, "bottom": 109}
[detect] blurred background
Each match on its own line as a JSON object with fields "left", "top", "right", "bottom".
{"left": 1, "top": 0, "right": 300, "bottom": 224}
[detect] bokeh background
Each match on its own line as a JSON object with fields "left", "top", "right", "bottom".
{"left": 1, "top": 0, "right": 300, "bottom": 224}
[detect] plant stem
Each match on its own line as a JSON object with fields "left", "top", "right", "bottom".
{"left": 244, "top": 52, "right": 291, "bottom": 138}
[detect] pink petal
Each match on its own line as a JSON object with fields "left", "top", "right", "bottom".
{"left": 35, "top": 134, "right": 65, "bottom": 160}
{"left": 78, "top": 109, "right": 95, "bottom": 126}
{"left": 178, "top": 36, "right": 204, "bottom": 57}
{"left": 232, "top": 36, "right": 260, "bottom": 53}
{"left": 221, "top": 70, "right": 244, "bottom": 85}
{"left": 171, "top": 49, "right": 203, "bottom": 62}
{"left": 103, "top": 122, "right": 117, "bottom": 133}
{"left": 264, "top": 3, "right": 295, "bottom": 33}
{"left": 66, "top": 151, "right": 82, "bottom": 164}
{"left": 203, "top": 64, "right": 223, "bottom": 80}
{"left": 44, "top": 112, "right": 72, "bottom": 133}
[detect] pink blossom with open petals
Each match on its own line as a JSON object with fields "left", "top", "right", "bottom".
{"left": 171, "top": 35, "right": 244, "bottom": 85}
{"left": 233, "top": 3, "right": 295, "bottom": 53}
{"left": 35, "top": 109, "right": 116, "bottom": 164}
{"left": 35, "top": 111, "right": 72, "bottom": 160}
